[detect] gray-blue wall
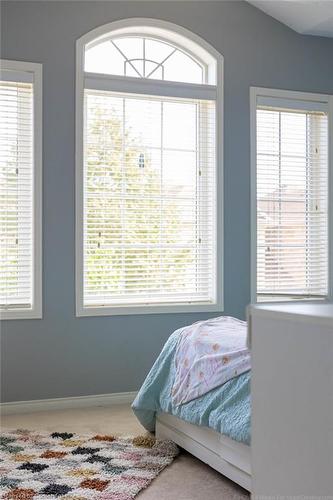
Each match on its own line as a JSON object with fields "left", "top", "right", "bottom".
{"left": 1, "top": 1, "right": 333, "bottom": 403}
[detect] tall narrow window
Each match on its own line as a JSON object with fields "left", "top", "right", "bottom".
{"left": 76, "top": 21, "right": 223, "bottom": 315}
{"left": 0, "top": 61, "right": 42, "bottom": 319}
{"left": 252, "top": 89, "right": 331, "bottom": 302}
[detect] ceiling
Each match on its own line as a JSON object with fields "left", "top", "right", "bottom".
{"left": 247, "top": 1, "right": 333, "bottom": 37}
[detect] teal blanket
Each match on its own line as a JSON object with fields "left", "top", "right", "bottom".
{"left": 132, "top": 329, "right": 251, "bottom": 445}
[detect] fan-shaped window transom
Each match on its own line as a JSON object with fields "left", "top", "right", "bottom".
{"left": 85, "top": 36, "right": 205, "bottom": 84}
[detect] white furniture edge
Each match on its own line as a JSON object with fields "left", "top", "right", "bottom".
{"left": 156, "top": 412, "right": 251, "bottom": 492}
{"left": 249, "top": 302, "right": 333, "bottom": 496}
{"left": 0, "top": 391, "right": 137, "bottom": 415}
{"left": 247, "top": 302, "right": 333, "bottom": 350}
{"left": 248, "top": 302, "right": 333, "bottom": 327}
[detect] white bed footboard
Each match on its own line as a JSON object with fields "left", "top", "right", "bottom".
{"left": 156, "top": 413, "right": 251, "bottom": 492}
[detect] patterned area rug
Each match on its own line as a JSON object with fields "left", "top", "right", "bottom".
{"left": 0, "top": 429, "right": 179, "bottom": 499}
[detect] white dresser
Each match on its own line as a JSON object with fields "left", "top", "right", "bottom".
{"left": 248, "top": 303, "right": 333, "bottom": 498}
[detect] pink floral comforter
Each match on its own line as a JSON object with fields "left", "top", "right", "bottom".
{"left": 172, "top": 316, "right": 250, "bottom": 406}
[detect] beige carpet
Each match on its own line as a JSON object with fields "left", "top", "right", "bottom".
{"left": 1, "top": 405, "right": 249, "bottom": 499}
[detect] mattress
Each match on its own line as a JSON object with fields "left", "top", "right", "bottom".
{"left": 132, "top": 329, "right": 251, "bottom": 445}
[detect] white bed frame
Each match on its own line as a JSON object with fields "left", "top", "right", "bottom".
{"left": 156, "top": 412, "right": 251, "bottom": 492}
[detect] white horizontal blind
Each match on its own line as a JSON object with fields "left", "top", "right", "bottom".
{"left": 256, "top": 102, "right": 329, "bottom": 301}
{"left": 83, "top": 89, "right": 216, "bottom": 307}
{"left": 0, "top": 80, "right": 34, "bottom": 310}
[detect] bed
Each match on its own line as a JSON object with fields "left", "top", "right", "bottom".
{"left": 132, "top": 318, "right": 251, "bottom": 491}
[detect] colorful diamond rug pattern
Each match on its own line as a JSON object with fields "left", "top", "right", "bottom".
{"left": 0, "top": 429, "right": 179, "bottom": 499}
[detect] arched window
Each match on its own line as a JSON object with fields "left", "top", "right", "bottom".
{"left": 76, "top": 19, "right": 223, "bottom": 316}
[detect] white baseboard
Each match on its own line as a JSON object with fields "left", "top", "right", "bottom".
{"left": 0, "top": 391, "right": 138, "bottom": 415}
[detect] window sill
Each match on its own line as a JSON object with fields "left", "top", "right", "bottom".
{"left": 76, "top": 301, "right": 223, "bottom": 317}
{"left": 255, "top": 295, "right": 329, "bottom": 305}
{"left": 0, "top": 308, "right": 42, "bottom": 321}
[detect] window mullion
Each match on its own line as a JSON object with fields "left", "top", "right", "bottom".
{"left": 143, "top": 38, "right": 145, "bottom": 78}
{"left": 196, "top": 102, "right": 200, "bottom": 297}
{"left": 17, "top": 84, "right": 28, "bottom": 306}
{"left": 305, "top": 114, "right": 310, "bottom": 294}
{"left": 160, "top": 102, "right": 164, "bottom": 296}
{"left": 145, "top": 48, "right": 177, "bottom": 80}
{"left": 278, "top": 111, "right": 282, "bottom": 294}
{"left": 111, "top": 40, "right": 142, "bottom": 78}
{"left": 121, "top": 97, "right": 126, "bottom": 298}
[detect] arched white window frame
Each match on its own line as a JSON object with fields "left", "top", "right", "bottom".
{"left": 75, "top": 18, "right": 224, "bottom": 316}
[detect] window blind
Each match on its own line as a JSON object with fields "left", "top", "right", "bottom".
{"left": 256, "top": 102, "right": 329, "bottom": 301}
{"left": 0, "top": 80, "right": 34, "bottom": 310}
{"left": 83, "top": 89, "right": 216, "bottom": 307}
